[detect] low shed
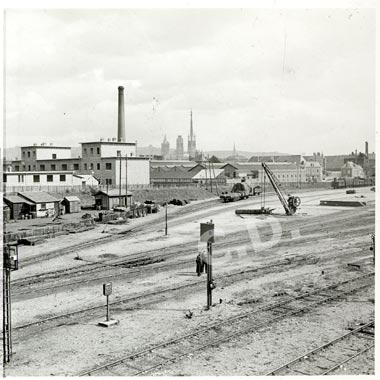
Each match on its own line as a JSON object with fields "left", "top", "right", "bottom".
{"left": 62, "top": 196, "right": 81, "bottom": 213}
{"left": 18, "top": 191, "right": 60, "bottom": 218}
{"left": 94, "top": 189, "right": 133, "bottom": 210}
{"left": 3, "top": 195, "right": 34, "bottom": 220}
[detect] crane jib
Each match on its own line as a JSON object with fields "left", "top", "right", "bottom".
{"left": 261, "top": 162, "right": 300, "bottom": 215}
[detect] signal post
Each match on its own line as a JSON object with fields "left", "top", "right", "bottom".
{"left": 200, "top": 220, "right": 216, "bottom": 310}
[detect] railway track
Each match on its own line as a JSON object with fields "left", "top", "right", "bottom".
{"left": 12, "top": 236, "right": 368, "bottom": 299}
{"left": 13, "top": 203, "right": 373, "bottom": 293}
{"left": 77, "top": 272, "right": 374, "bottom": 376}
{"left": 12, "top": 253, "right": 321, "bottom": 330}
{"left": 17, "top": 189, "right": 342, "bottom": 268}
{"left": 266, "top": 321, "right": 374, "bottom": 376}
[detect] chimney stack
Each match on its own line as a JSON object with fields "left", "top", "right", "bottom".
{"left": 365, "top": 141, "right": 368, "bottom": 156}
{"left": 117, "top": 86, "right": 125, "bottom": 143}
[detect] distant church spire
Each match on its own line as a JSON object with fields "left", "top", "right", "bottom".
{"left": 187, "top": 109, "right": 196, "bottom": 159}
{"left": 233, "top": 142, "right": 237, "bottom": 156}
{"left": 190, "top": 109, "right": 193, "bottom": 139}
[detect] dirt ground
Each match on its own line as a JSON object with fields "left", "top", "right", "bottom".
{"left": 3, "top": 187, "right": 375, "bottom": 376}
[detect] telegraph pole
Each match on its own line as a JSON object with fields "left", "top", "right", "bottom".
{"left": 125, "top": 154, "right": 128, "bottom": 206}
{"left": 165, "top": 203, "right": 168, "bottom": 236}
{"left": 118, "top": 153, "right": 122, "bottom": 206}
{"left": 3, "top": 243, "right": 19, "bottom": 365}
{"left": 200, "top": 220, "right": 215, "bottom": 310}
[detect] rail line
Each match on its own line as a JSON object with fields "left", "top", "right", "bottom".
{"left": 77, "top": 272, "right": 374, "bottom": 376}
{"left": 12, "top": 253, "right": 320, "bottom": 330}
{"left": 12, "top": 237, "right": 368, "bottom": 299}
{"left": 17, "top": 189, "right": 343, "bottom": 268}
{"left": 266, "top": 321, "right": 374, "bottom": 376}
{"left": 13, "top": 203, "right": 372, "bottom": 291}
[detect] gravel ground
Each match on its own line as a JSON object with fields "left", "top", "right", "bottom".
{"left": 3, "top": 187, "right": 375, "bottom": 376}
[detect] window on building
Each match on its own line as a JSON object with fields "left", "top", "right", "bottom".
{"left": 28, "top": 165, "right": 31, "bottom": 171}
{"left": 27, "top": 151, "right": 31, "bottom": 158}
{"left": 22, "top": 151, "right": 25, "bottom": 157}
{"left": 97, "top": 163, "right": 100, "bottom": 170}
{"left": 130, "top": 153, "right": 133, "bottom": 157}
{"left": 84, "top": 148, "right": 87, "bottom": 156}
{"left": 33, "top": 151, "right": 36, "bottom": 157}
{"left": 106, "top": 178, "right": 112, "bottom": 185}
{"left": 97, "top": 147, "right": 100, "bottom": 154}
{"left": 90, "top": 163, "right": 94, "bottom": 170}
{"left": 52, "top": 153, "right": 57, "bottom": 159}
{"left": 33, "top": 175, "right": 40, "bottom": 183}
{"left": 74, "top": 163, "right": 79, "bottom": 170}
{"left": 23, "top": 165, "right": 26, "bottom": 171}
{"left": 33, "top": 165, "right": 36, "bottom": 170}
{"left": 47, "top": 174, "right": 53, "bottom": 182}
{"left": 117, "top": 150, "right": 121, "bottom": 156}
{"left": 90, "top": 148, "right": 94, "bottom": 155}
{"left": 40, "top": 164, "right": 45, "bottom": 171}
{"left": 41, "top": 203, "right": 46, "bottom": 209}
{"left": 84, "top": 163, "right": 87, "bottom": 170}
{"left": 51, "top": 164, "right": 56, "bottom": 170}
{"left": 62, "top": 164, "right": 67, "bottom": 170}
{"left": 60, "top": 174, "right": 66, "bottom": 182}
{"left": 106, "top": 163, "right": 112, "bottom": 170}
{"left": 18, "top": 174, "right": 24, "bottom": 182}
{"left": 3, "top": 174, "right": 6, "bottom": 183}
{"left": 15, "top": 165, "right": 19, "bottom": 171}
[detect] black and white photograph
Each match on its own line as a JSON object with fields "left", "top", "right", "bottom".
{"left": 1, "top": 0, "right": 377, "bottom": 376}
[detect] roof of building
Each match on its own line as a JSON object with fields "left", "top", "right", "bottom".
{"left": 81, "top": 141, "right": 136, "bottom": 146}
{"left": 5, "top": 171, "right": 73, "bottom": 175}
{"left": 192, "top": 169, "right": 225, "bottom": 180}
{"left": 304, "top": 161, "right": 321, "bottom": 167}
{"left": 150, "top": 160, "right": 197, "bottom": 166}
{"left": 95, "top": 189, "right": 133, "bottom": 197}
{"left": 3, "top": 195, "right": 34, "bottom": 205}
{"left": 63, "top": 196, "right": 81, "bottom": 202}
{"left": 234, "top": 162, "right": 298, "bottom": 171}
{"left": 341, "top": 161, "right": 363, "bottom": 169}
{"left": 21, "top": 145, "right": 71, "bottom": 150}
{"left": 18, "top": 191, "right": 60, "bottom": 203}
{"left": 150, "top": 169, "right": 195, "bottom": 180}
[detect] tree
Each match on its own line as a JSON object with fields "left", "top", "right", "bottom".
{"left": 209, "top": 155, "right": 221, "bottom": 163}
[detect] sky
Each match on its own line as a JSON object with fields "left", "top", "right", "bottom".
{"left": 4, "top": 7, "right": 376, "bottom": 155}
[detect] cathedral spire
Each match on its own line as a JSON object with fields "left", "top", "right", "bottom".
{"left": 190, "top": 109, "right": 193, "bottom": 139}
{"left": 233, "top": 142, "right": 237, "bottom": 156}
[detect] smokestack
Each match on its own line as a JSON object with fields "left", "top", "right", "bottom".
{"left": 117, "top": 86, "right": 125, "bottom": 143}
{"left": 365, "top": 141, "right": 368, "bottom": 156}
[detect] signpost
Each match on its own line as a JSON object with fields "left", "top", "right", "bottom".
{"left": 200, "top": 221, "right": 215, "bottom": 310}
{"left": 98, "top": 283, "right": 119, "bottom": 327}
{"left": 3, "top": 243, "right": 19, "bottom": 365}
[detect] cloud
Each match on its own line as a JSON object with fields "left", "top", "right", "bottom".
{"left": 5, "top": 8, "right": 375, "bottom": 155}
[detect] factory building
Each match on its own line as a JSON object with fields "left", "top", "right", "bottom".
{"left": 5, "top": 86, "right": 150, "bottom": 190}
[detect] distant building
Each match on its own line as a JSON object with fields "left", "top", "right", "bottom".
{"left": 187, "top": 110, "right": 196, "bottom": 160}
{"left": 341, "top": 161, "right": 364, "bottom": 178}
{"left": 226, "top": 143, "right": 249, "bottom": 162}
{"left": 249, "top": 154, "right": 305, "bottom": 165}
{"left": 7, "top": 140, "right": 150, "bottom": 188}
{"left": 176, "top": 135, "right": 184, "bottom": 160}
{"left": 161, "top": 135, "right": 170, "bottom": 159}
{"left": 304, "top": 161, "right": 322, "bottom": 182}
{"left": 303, "top": 152, "right": 326, "bottom": 175}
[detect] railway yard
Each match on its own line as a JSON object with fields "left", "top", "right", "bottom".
{"left": 2, "top": 186, "right": 376, "bottom": 376}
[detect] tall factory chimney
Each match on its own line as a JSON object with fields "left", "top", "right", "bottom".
{"left": 365, "top": 141, "right": 368, "bottom": 156}
{"left": 117, "top": 86, "right": 125, "bottom": 142}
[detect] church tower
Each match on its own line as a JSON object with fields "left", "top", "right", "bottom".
{"left": 187, "top": 109, "right": 196, "bottom": 160}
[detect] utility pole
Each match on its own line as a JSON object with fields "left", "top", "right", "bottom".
{"left": 165, "top": 203, "right": 168, "bottom": 236}
{"left": 118, "top": 153, "right": 122, "bottom": 206}
{"left": 125, "top": 154, "right": 128, "bottom": 206}
{"left": 200, "top": 220, "right": 215, "bottom": 310}
{"left": 3, "top": 243, "right": 19, "bottom": 365}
